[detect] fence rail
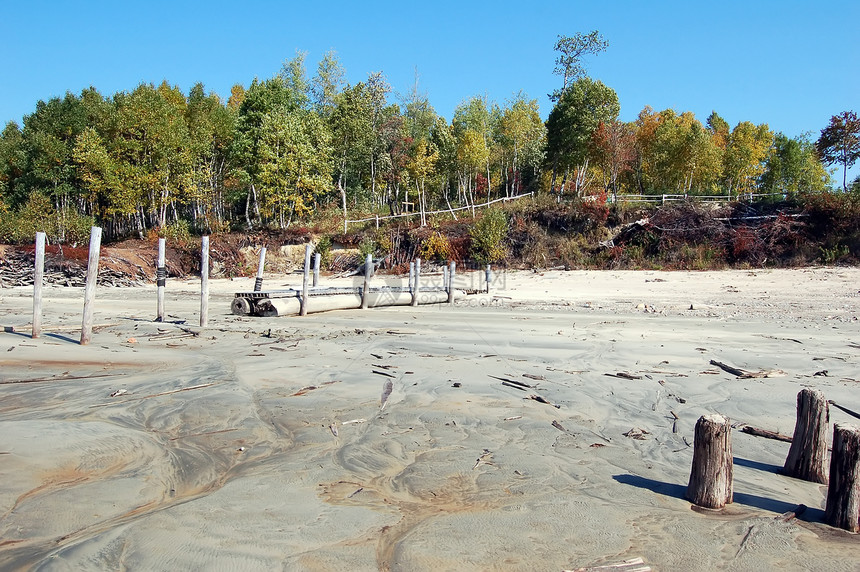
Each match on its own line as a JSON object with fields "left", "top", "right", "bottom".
{"left": 609, "top": 192, "right": 787, "bottom": 204}
{"left": 343, "top": 192, "right": 534, "bottom": 231}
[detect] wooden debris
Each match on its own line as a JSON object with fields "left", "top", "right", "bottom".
{"left": 473, "top": 449, "right": 492, "bottom": 470}
{"left": 372, "top": 369, "right": 397, "bottom": 379}
{"left": 777, "top": 504, "right": 807, "bottom": 522}
{"left": 502, "top": 381, "right": 528, "bottom": 391}
{"left": 292, "top": 380, "right": 340, "bottom": 396}
{"left": 590, "top": 443, "right": 606, "bottom": 448}
{"left": 90, "top": 382, "right": 216, "bottom": 407}
{"left": 740, "top": 425, "right": 792, "bottom": 443}
{"left": 605, "top": 372, "right": 642, "bottom": 380}
{"left": 523, "top": 373, "right": 546, "bottom": 381}
{"left": 109, "top": 389, "right": 127, "bottom": 397}
{"left": 526, "top": 394, "right": 560, "bottom": 408}
{"left": 329, "top": 424, "right": 339, "bottom": 437}
{"left": 503, "top": 415, "right": 522, "bottom": 421}
{"left": 710, "top": 360, "right": 745, "bottom": 377}
{"left": 623, "top": 428, "right": 650, "bottom": 440}
{"left": 551, "top": 420, "right": 567, "bottom": 432}
{"left": 709, "top": 359, "right": 785, "bottom": 378}
{"left": 825, "top": 423, "right": 860, "bottom": 532}
{"left": 566, "top": 557, "right": 651, "bottom": 572}
{"left": 1, "top": 372, "right": 118, "bottom": 385}
{"left": 342, "top": 418, "right": 366, "bottom": 425}
{"left": 489, "top": 375, "right": 532, "bottom": 388}
{"left": 783, "top": 389, "right": 829, "bottom": 484}
{"left": 829, "top": 400, "right": 860, "bottom": 421}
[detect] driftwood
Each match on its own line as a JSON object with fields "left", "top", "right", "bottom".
{"left": 783, "top": 389, "right": 829, "bottom": 483}
{"left": 777, "top": 504, "right": 807, "bottom": 522}
{"left": 741, "top": 425, "right": 793, "bottom": 443}
{"left": 604, "top": 372, "right": 643, "bottom": 380}
{"left": 526, "top": 394, "right": 561, "bottom": 408}
{"left": 687, "top": 414, "right": 733, "bottom": 509}
{"left": 824, "top": 423, "right": 860, "bottom": 532}
{"left": 709, "top": 360, "right": 785, "bottom": 378}
{"left": 829, "top": 400, "right": 860, "bottom": 421}
{"left": 567, "top": 556, "right": 651, "bottom": 572}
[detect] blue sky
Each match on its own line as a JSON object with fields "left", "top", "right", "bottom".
{"left": 3, "top": 0, "right": 858, "bottom": 180}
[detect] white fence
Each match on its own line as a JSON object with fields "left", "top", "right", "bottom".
{"left": 609, "top": 192, "right": 786, "bottom": 204}
{"left": 343, "top": 192, "right": 534, "bottom": 232}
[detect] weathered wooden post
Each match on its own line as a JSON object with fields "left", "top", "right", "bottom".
{"left": 299, "top": 244, "right": 311, "bottom": 316}
{"left": 156, "top": 237, "right": 166, "bottom": 322}
{"left": 686, "top": 414, "right": 733, "bottom": 509}
{"left": 411, "top": 258, "right": 421, "bottom": 307}
{"left": 32, "top": 232, "right": 46, "bottom": 338}
{"left": 824, "top": 423, "right": 860, "bottom": 532}
{"left": 408, "top": 261, "right": 415, "bottom": 296}
{"left": 783, "top": 388, "right": 829, "bottom": 483}
{"left": 447, "top": 261, "right": 456, "bottom": 305}
{"left": 80, "top": 226, "right": 102, "bottom": 345}
{"left": 313, "top": 252, "right": 321, "bottom": 287}
{"left": 361, "top": 254, "right": 373, "bottom": 310}
{"left": 254, "top": 247, "right": 266, "bottom": 292}
{"left": 485, "top": 264, "right": 492, "bottom": 293}
{"left": 200, "top": 236, "right": 210, "bottom": 328}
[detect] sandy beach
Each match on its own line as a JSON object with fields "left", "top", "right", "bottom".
{"left": 1, "top": 267, "right": 859, "bottom": 571}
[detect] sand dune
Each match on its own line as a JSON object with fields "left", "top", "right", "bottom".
{"left": 1, "top": 267, "right": 859, "bottom": 570}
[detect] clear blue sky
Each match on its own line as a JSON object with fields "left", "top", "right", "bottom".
{"left": 3, "top": 0, "right": 858, "bottom": 180}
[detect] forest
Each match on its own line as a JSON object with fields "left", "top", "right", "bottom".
{"left": 0, "top": 34, "right": 858, "bottom": 264}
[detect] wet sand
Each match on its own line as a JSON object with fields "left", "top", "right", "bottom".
{"left": 1, "top": 268, "right": 859, "bottom": 570}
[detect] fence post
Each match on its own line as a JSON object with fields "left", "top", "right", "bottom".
{"left": 447, "top": 261, "right": 456, "bottom": 304}
{"left": 156, "top": 238, "right": 166, "bottom": 321}
{"left": 824, "top": 423, "right": 860, "bottom": 532}
{"left": 783, "top": 389, "right": 830, "bottom": 483}
{"left": 200, "top": 236, "right": 209, "bottom": 328}
{"left": 485, "top": 264, "right": 492, "bottom": 294}
{"left": 313, "top": 252, "right": 321, "bottom": 287}
{"left": 411, "top": 258, "right": 421, "bottom": 306}
{"left": 300, "top": 244, "right": 311, "bottom": 316}
{"left": 80, "top": 226, "right": 102, "bottom": 345}
{"left": 254, "top": 247, "right": 266, "bottom": 292}
{"left": 32, "top": 232, "right": 46, "bottom": 338}
{"left": 686, "top": 414, "right": 733, "bottom": 509}
{"left": 361, "top": 254, "right": 373, "bottom": 309}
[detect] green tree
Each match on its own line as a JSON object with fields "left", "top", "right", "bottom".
{"left": 816, "top": 111, "right": 860, "bottom": 191}
{"left": 0, "top": 122, "right": 26, "bottom": 209}
{"left": 723, "top": 121, "right": 772, "bottom": 196}
{"left": 545, "top": 77, "right": 619, "bottom": 196}
{"left": 497, "top": 93, "right": 546, "bottom": 196}
{"left": 550, "top": 31, "right": 609, "bottom": 101}
{"left": 761, "top": 133, "right": 829, "bottom": 195}
{"left": 330, "top": 81, "right": 374, "bottom": 218}
{"left": 257, "top": 109, "right": 333, "bottom": 227}
{"left": 311, "top": 50, "right": 345, "bottom": 118}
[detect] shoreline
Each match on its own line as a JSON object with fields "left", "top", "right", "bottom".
{"left": 1, "top": 268, "right": 859, "bottom": 570}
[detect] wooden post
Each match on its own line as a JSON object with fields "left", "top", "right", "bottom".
{"left": 485, "top": 264, "right": 491, "bottom": 293}
{"left": 156, "top": 237, "right": 166, "bottom": 321}
{"left": 313, "top": 252, "right": 321, "bottom": 287}
{"left": 200, "top": 236, "right": 209, "bottom": 328}
{"left": 254, "top": 247, "right": 266, "bottom": 292}
{"left": 409, "top": 261, "right": 415, "bottom": 296}
{"left": 783, "top": 388, "right": 829, "bottom": 483}
{"left": 32, "top": 231, "right": 46, "bottom": 338}
{"left": 447, "top": 261, "right": 456, "bottom": 304}
{"left": 361, "top": 254, "right": 373, "bottom": 309}
{"left": 411, "top": 258, "right": 421, "bottom": 307}
{"left": 686, "top": 414, "right": 733, "bottom": 509}
{"left": 80, "top": 226, "right": 102, "bottom": 345}
{"left": 824, "top": 423, "right": 860, "bottom": 532}
{"left": 300, "top": 244, "right": 311, "bottom": 316}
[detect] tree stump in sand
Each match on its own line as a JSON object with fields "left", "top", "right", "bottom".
{"left": 783, "top": 388, "right": 829, "bottom": 483}
{"left": 824, "top": 423, "right": 860, "bottom": 532}
{"left": 686, "top": 414, "right": 733, "bottom": 509}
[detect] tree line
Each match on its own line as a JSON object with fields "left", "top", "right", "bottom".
{"left": 0, "top": 36, "right": 856, "bottom": 243}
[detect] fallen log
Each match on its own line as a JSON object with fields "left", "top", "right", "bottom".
{"left": 741, "top": 425, "right": 793, "bottom": 443}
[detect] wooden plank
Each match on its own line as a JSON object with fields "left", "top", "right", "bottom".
{"left": 32, "top": 232, "right": 45, "bottom": 338}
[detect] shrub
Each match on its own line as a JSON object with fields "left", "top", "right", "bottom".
{"left": 470, "top": 208, "right": 508, "bottom": 263}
